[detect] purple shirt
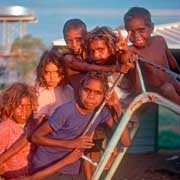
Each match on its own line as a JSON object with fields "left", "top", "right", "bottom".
{"left": 32, "top": 100, "right": 112, "bottom": 175}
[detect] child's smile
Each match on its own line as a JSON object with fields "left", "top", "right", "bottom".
{"left": 126, "top": 17, "right": 153, "bottom": 48}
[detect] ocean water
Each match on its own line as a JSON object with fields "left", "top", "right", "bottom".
{"left": 1, "top": 0, "right": 180, "bottom": 46}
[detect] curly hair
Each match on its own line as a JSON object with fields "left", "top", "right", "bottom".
{"left": 80, "top": 71, "right": 109, "bottom": 93}
{"left": 86, "top": 26, "right": 118, "bottom": 57}
{"left": 36, "top": 49, "right": 67, "bottom": 88}
{"left": 0, "top": 82, "right": 38, "bottom": 120}
{"left": 124, "top": 7, "right": 152, "bottom": 30}
{"left": 63, "top": 18, "right": 87, "bottom": 39}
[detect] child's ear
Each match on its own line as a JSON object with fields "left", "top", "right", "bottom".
{"left": 150, "top": 23, "right": 154, "bottom": 32}
{"left": 78, "top": 87, "right": 82, "bottom": 98}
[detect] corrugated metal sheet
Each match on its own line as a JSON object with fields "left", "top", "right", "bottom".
{"left": 153, "top": 22, "right": 180, "bottom": 49}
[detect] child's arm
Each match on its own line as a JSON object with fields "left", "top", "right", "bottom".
{"left": 0, "top": 134, "right": 28, "bottom": 164}
{"left": 17, "top": 149, "right": 83, "bottom": 180}
{"left": 165, "top": 46, "right": 180, "bottom": 74}
{"left": 115, "top": 29, "right": 135, "bottom": 71}
{"left": 31, "top": 121, "right": 94, "bottom": 149}
{"left": 64, "top": 54, "right": 125, "bottom": 73}
{"left": 105, "top": 91, "right": 131, "bottom": 147}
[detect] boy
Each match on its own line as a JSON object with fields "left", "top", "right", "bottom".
{"left": 124, "top": 6, "right": 180, "bottom": 104}
{"left": 62, "top": 18, "right": 87, "bottom": 97}
{"left": 31, "top": 72, "right": 130, "bottom": 180}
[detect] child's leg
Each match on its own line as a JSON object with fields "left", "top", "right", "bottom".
{"left": 83, "top": 152, "right": 100, "bottom": 180}
{"left": 159, "top": 82, "right": 180, "bottom": 105}
{"left": 83, "top": 126, "right": 105, "bottom": 180}
{"left": 83, "top": 159, "right": 93, "bottom": 180}
{"left": 172, "top": 79, "right": 180, "bottom": 96}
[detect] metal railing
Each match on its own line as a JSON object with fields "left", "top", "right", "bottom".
{"left": 90, "top": 60, "right": 180, "bottom": 180}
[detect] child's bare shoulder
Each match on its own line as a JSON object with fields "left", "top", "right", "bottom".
{"left": 152, "top": 35, "right": 166, "bottom": 45}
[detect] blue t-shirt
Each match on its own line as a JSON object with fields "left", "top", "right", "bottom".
{"left": 33, "top": 100, "right": 112, "bottom": 175}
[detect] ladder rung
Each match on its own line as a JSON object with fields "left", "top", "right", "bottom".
{"left": 82, "top": 155, "right": 98, "bottom": 167}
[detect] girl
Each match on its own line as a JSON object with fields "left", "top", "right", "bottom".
{"left": 35, "top": 49, "right": 74, "bottom": 118}
{"left": 30, "top": 72, "right": 130, "bottom": 180}
{"left": 0, "top": 82, "right": 38, "bottom": 179}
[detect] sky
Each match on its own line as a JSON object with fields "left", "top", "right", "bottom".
{"left": 0, "top": 0, "right": 180, "bottom": 46}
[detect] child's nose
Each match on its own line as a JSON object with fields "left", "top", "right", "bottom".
{"left": 94, "top": 51, "right": 101, "bottom": 59}
{"left": 87, "top": 91, "right": 95, "bottom": 98}
{"left": 134, "top": 31, "right": 140, "bottom": 38}
{"left": 72, "top": 40, "right": 79, "bottom": 48}
{"left": 49, "top": 72, "right": 57, "bottom": 79}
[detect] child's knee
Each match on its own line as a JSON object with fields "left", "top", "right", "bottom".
{"left": 160, "top": 83, "right": 180, "bottom": 104}
{"left": 160, "top": 83, "right": 175, "bottom": 96}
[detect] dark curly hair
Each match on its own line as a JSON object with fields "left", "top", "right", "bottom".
{"left": 36, "top": 49, "right": 67, "bottom": 88}
{"left": 0, "top": 82, "right": 38, "bottom": 120}
{"left": 86, "top": 26, "right": 118, "bottom": 58}
{"left": 63, "top": 18, "right": 87, "bottom": 40}
{"left": 124, "top": 7, "right": 152, "bottom": 30}
{"left": 80, "top": 71, "right": 109, "bottom": 94}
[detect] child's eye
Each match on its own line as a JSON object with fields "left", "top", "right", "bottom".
{"left": 138, "top": 28, "right": 146, "bottom": 33}
{"left": 95, "top": 91, "right": 102, "bottom": 95}
{"left": 98, "top": 48, "right": 104, "bottom": 52}
{"left": 44, "top": 71, "right": 60, "bottom": 77}
{"left": 76, "top": 38, "right": 82, "bottom": 42}
{"left": 66, "top": 39, "right": 72, "bottom": 44}
{"left": 83, "top": 88, "right": 90, "bottom": 93}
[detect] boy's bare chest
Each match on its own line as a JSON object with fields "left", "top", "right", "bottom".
{"left": 136, "top": 44, "right": 166, "bottom": 65}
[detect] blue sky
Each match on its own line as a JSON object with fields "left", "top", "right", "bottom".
{"left": 1, "top": 0, "right": 180, "bottom": 46}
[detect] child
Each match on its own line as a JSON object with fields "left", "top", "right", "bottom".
{"left": 124, "top": 6, "right": 180, "bottom": 104}
{"left": 62, "top": 18, "right": 87, "bottom": 98}
{"left": 63, "top": 18, "right": 87, "bottom": 61}
{"left": 35, "top": 49, "right": 74, "bottom": 118}
{"left": 31, "top": 72, "right": 131, "bottom": 180}
{"left": 0, "top": 82, "right": 38, "bottom": 179}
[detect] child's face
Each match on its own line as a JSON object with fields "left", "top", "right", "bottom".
{"left": 13, "top": 96, "right": 32, "bottom": 124}
{"left": 126, "top": 17, "right": 153, "bottom": 48}
{"left": 80, "top": 79, "right": 105, "bottom": 111}
{"left": 44, "top": 62, "right": 63, "bottom": 88}
{"left": 89, "top": 39, "right": 111, "bottom": 65}
{"left": 65, "top": 28, "right": 86, "bottom": 56}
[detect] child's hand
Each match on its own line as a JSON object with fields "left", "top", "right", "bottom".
{"left": 118, "top": 52, "right": 137, "bottom": 73}
{"left": 66, "top": 149, "right": 83, "bottom": 164}
{"left": 116, "top": 29, "right": 131, "bottom": 54}
{"left": 69, "top": 135, "right": 94, "bottom": 149}
{"left": 105, "top": 91, "right": 120, "bottom": 107}
{"left": 105, "top": 147, "right": 118, "bottom": 170}
{"left": 115, "top": 62, "right": 134, "bottom": 74}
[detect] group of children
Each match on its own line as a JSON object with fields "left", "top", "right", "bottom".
{"left": 0, "top": 6, "right": 180, "bottom": 180}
